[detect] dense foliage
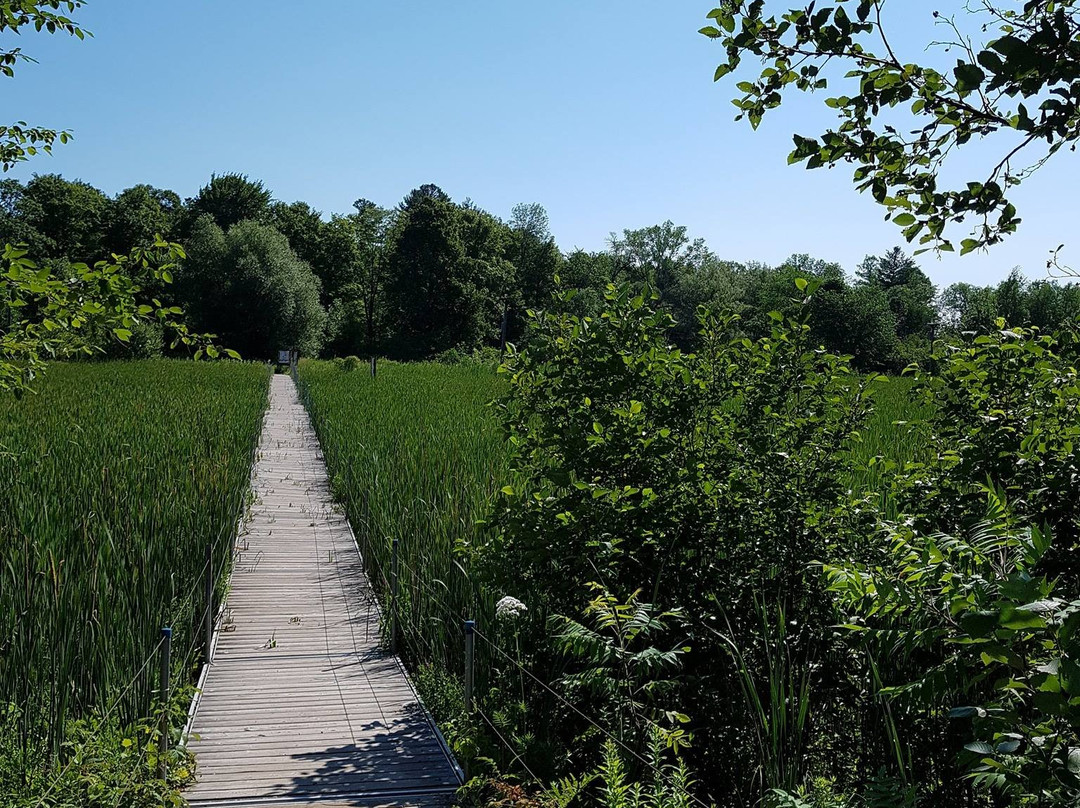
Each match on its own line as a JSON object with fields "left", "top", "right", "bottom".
{"left": 475, "top": 289, "right": 1077, "bottom": 806}
{"left": 825, "top": 501, "right": 1080, "bottom": 806}
{"left": 0, "top": 237, "right": 227, "bottom": 394}
{"left": 473, "top": 286, "right": 882, "bottom": 799}
{"left": 300, "top": 284, "right": 1076, "bottom": 808}
{"left": 4, "top": 2, "right": 1079, "bottom": 807}
{"left": 297, "top": 309, "right": 1048, "bottom": 806}
{"left": 178, "top": 216, "right": 325, "bottom": 358}
{"left": 0, "top": 361, "right": 268, "bottom": 805}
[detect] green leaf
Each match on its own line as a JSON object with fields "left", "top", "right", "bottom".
{"left": 953, "top": 62, "right": 986, "bottom": 93}
{"left": 999, "top": 604, "right": 1044, "bottom": 631}
{"left": 1069, "top": 749, "right": 1080, "bottom": 774}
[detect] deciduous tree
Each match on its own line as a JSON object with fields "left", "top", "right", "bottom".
{"left": 106, "top": 184, "right": 182, "bottom": 256}
{"left": 188, "top": 173, "right": 272, "bottom": 232}
{"left": 178, "top": 218, "right": 325, "bottom": 359}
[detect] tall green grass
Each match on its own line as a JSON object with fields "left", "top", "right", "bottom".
{"left": 298, "top": 360, "right": 508, "bottom": 676}
{"left": 848, "top": 376, "right": 933, "bottom": 512}
{"left": 0, "top": 360, "right": 268, "bottom": 789}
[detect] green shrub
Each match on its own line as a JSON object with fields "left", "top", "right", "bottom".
{"left": 896, "top": 320, "right": 1080, "bottom": 580}
{"left": 0, "top": 685, "right": 197, "bottom": 807}
{"left": 479, "top": 282, "right": 877, "bottom": 799}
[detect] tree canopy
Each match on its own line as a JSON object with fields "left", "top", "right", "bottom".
{"left": 189, "top": 173, "right": 272, "bottom": 232}
{"left": 3, "top": 166, "right": 1077, "bottom": 370}
{"left": 0, "top": 1, "right": 228, "bottom": 394}
{"left": 180, "top": 217, "right": 325, "bottom": 359}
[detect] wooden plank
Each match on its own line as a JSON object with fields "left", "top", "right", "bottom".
{"left": 185, "top": 375, "right": 459, "bottom": 807}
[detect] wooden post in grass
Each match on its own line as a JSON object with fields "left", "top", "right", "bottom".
{"left": 390, "top": 538, "right": 399, "bottom": 654}
{"left": 370, "top": 355, "right": 377, "bottom": 379}
{"left": 159, "top": 626, "right": 172, "bottom": 780}
{"left": 204, "top": 544, "right": 214, "bottom": 663}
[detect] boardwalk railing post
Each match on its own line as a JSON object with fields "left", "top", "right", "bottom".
{"left": 204, "top": 544, "right": 214, "bottom": 664}
{"left": 464, "top": 619, "right": 475, "bottom": 713}
{"left": 464, "top": 618, "right": 475, "bottom": 781}
{"left": 158, "top": 626, "right": 172, "bottom": 780}
{"left": 390, "top": 538, "right": 400, "bottom": 654}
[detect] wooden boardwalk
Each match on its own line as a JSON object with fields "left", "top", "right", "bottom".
{"left": 185, "top": 374, "right": 461, "bottom": 807}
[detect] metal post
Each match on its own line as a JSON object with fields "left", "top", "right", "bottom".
{"left": 464, "top": 619, "right": 475, "bottom": 714}
{"left": 158, "top": 626, "right": 172, "bottom": 780}
{"left": 390, "top": 538, "right": 399, "bottom": 655}
{"left": 204, "top": 545, "right": 214, "bottom": 664}
{"left": 463, "top": 618, "right": 476, "bottom": 781}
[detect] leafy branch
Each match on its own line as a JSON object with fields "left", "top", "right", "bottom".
{"left": 703, "top": 0, "right": 1080, "bottom": 256}
{"left": 1, "top": 237, "right": 237, "bottom": 395}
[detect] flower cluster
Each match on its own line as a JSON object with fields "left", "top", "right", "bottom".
{"left": 495, "top": 595, "right": 527, "bottom": 620}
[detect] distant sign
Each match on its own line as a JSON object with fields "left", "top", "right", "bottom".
{"left": 278, "top": 350, "right": 291, "bottom": 364}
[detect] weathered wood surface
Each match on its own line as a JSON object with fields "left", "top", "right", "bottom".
{"left": 185, "top": 374, "right": 460, "bottom": 807}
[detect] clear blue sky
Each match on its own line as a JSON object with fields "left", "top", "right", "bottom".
{"left": 5, "top": 1, "right": 1078, "bottom": 286}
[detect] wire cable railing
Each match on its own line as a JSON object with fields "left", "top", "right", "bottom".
{"left": 32, "top": 634, "right": 167, "bottom": 808}
{"left": 380, "top": 548, "right": 712, "bottom": 808}
{"left": 475, "top": 704, "right": 544, "bottom": 784}
{"left": 471, "top": 626, "right": 710, "bottom": 808}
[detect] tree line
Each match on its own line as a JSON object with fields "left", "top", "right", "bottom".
{"left": 2, "top": 171, "right": 1078, "bottom": 368}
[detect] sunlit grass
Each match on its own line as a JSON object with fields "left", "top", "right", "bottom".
{"left": 847, "top": 376, "right": 934, "bottom": 515}
{"left": 298, "top": 360, "right": 508, "bottom": 675}
{"left": 0, "top": 360, "right": 269, "bottom": 783}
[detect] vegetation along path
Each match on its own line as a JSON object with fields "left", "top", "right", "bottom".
{"left": 185, "top": 374, "right": 461, "bottom": 807}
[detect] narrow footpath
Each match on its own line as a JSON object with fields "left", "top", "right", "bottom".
{"left": 185, "top": 374, "right": 461, "bottom": 807}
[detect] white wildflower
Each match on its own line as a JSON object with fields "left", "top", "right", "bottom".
{"left": 496, "top": 595, "right": 527, "bottom": 620}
